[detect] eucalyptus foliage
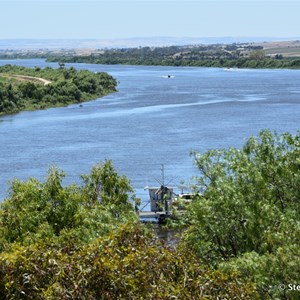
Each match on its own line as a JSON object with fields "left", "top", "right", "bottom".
{"left": 0, "top": 223, "right": 256, "bottom": 299}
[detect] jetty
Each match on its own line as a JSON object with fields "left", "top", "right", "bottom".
{"left": 138, "top": 165, "right": 194, "bottom": 223}
{"left": 139, "top": 179, "right": 192, "bottom": 222}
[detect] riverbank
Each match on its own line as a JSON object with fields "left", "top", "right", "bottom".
{"left": 0, "top": 90, "right": 116, "bottom": 116}
{"left": 44, "top": 43, "right": 300, "bottom": 70}
{"left": 45, "top": 55, "right": 300, "bottom": 70}
{"left": 0, "top": 64, "right": 117, "bottom": 115}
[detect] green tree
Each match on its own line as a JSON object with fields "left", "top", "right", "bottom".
{"left": 249, "top": 50, "right": 266, "bottom": 60}
{"left": 0, "top": 161, "right": 137, "bottom": 249}
{"left": 81, "top": 160, "right": 138, "bottom": 214}
{"left": 184, "top": 130, "right": 300, "bottom": 298}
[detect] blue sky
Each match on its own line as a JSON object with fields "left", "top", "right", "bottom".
{"left": 0, "top": 1, "right": 299, "bottom": 39}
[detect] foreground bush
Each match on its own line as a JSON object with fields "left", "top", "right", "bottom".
{"left": 0, "top": 223, "right": 257, "bottom": 299}
{"left": 0, "top": 161, "right": 257, "bottom": 299}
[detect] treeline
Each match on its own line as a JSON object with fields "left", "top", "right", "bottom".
{"left": 0, "top": 53, "right": 47, "bottom": 60}
{"left": 0, "top": 64, "right": 117, "bottom": 114}
{"left": 46, "top": 45, "right": 300, "bottom": 69}
{"left": 0, "top": 130, "right": 300, "bottom": 298}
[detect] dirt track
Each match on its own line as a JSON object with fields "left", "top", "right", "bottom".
{"left": 0, "top": 74, "right": 51, "bottom": 85}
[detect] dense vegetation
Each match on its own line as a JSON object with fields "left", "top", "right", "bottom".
{"left": 0, "top": 130, "right": 300, "bottom": 299}
{"left": 185, "top": 130, "right": 300, "bottom": 299}
{"left": 0, "top": 64, "right": 117, "bottom": 114}
{"left": 0, "top": 161, "right": 255, "bottom": 299}
{"left": 46, "top": 45, "right": 300, "bottom": 69}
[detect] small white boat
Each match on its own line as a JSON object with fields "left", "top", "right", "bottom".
{"left": 161, "top": 75, "right": 175, "bottom": 78}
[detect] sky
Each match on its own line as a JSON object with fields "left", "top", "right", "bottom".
{"left": 0, "top": 0, "right": 300, "bottom": 39}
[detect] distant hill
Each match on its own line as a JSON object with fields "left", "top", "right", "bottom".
{"left": 256, "top": 40, "right": 300, "bottom": 57}
{"left": 1, "top": 37, "right": 300, "bottom": 50}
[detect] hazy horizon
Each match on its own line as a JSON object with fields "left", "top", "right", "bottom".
{"left": 0, "top": 36, "right": 299, "bottom": 50}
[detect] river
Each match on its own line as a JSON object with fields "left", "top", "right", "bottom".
{"left": 1, "top": 59, "right": 300, "bottom": 204}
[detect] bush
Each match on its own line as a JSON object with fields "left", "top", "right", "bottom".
{"left": 184, "top": 130, "right": 300, "bottom": 298}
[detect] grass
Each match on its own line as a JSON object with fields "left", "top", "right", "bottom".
{"left": 265, "top": 47, "right": 300, "bottom": 57}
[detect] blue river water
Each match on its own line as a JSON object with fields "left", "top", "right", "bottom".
{"left": 0, "top": 59, "right": 300, "bottom": 204}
